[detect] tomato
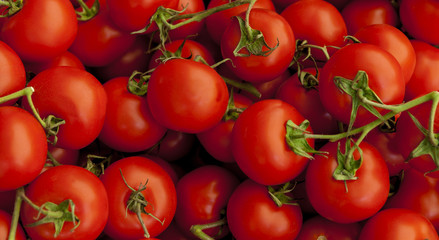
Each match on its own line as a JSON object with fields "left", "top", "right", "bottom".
{"left": 295, "top": 215, "right": 361, "bottom": 240}
{"left": 24, "top": 51, "right": 85, "bottom": 75}
{"left": 197, "top": 93, "right": 253, "bottom": 163}
{"left": 341, "top": 0, "right": 400, "bottom": 35}
{"left": 147, "top": 130, "right": 197, "bottom": 162}
{"left": 0, "top": 40, "right": 26, "bottom": 107}
{"left": 42, "top": 145, "right": 80, "bottom": 172}
{"left": 305, "top": 139, "right": 390, "bottom": 223}
{"left": 100, "top": 156, "right": 177, "bottom": 239}
{"left": 0, "top": 209, "right": 27, "bottom": 240}
{"left": 231, "top": 99, "right": 313, "bottom": 186}
{"left": 353, "top": 23, "right": 416, "bottom": 84}
{"left": 275, "top": 67, "right": 340, "bottom": 135}
{"left": 98, "top": 76, "right": 167, "bottom": 152}
{"left": 241, "top": 69, "right": 290, "bottom": 102}
{"left": 205, "top": 0, "right": 275, "bottom": 45}
{"left": 227, "top": 179, "right": 303, "bottom": 240}
{"left": 106, "top": 0, "right": 178, "bottom": 33}
{"left": 358, "top": 208, "right": 439, "bottom": 240}
{"left": 174, "top": 165, "right": 240, "bottom": 239}
{"left": 69, "top": 7, "right": 137, "bottom": 67}
{"left": 385, "top": 167, "right": 439, "bottom": 231}
{"left": 1, "top": 0, "right": 77, "bottom": 63}
{"left": 394, "top": 101, "right": 439, "bottom": 178}
{"left": 147, "top": 58, "right": 229, "bottom": 133}
{"left": 167, "top": 0, "right": 206, "bottom": 41}
{"left": 148, "top": 39, "right": 215, "bottom": 69}
{"left": 404, "top": 39, "right": 439, "bottom": 101}
{"left": 221, "top": 8, "right": 295, "bottom": 83}
{"left": 318, "top": 43, "right": 405, "bottom": 128}
{"left": 0, "top": 106, "right": 47, "bottom": 191}
{"left": 0, "top": 190, "right": 16, "bottom": 213}
{"left": 157, "top": 220, "right": 190, "bottom": 240}
{"left": 399, "top": 0, "right": 439, "bottom": 45}
{"left": 281, "top": 0, "right": 347, "bottom": 61}
{"left": 20, "top": 165, "right": 109, "bottom": 240}
{"left": 22, "top": 66, "right": 107, "bottom": 150}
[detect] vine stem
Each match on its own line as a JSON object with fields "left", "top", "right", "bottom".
{"left": 244, "top": 0, "right": 256, "bottom": 37}
{"left": 7, "top": 188, "right": 24, "bottom": 240}
{"left": 189, "top": 218, "right": 227, "bottom": 240}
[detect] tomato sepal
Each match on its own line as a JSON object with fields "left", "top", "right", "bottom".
{"left": 75, "top": 0, "right": 100, "bottom": 21}
{"left": 285, "top": 119, "right": 327, "bottom": 159}
{"left": 0, "top": 0, "right": 23, "bottom": 17}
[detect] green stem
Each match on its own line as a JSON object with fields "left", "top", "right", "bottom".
{"left": 47, "top": 151, "right": 62, "bottom": 167}
{"left": 429, "top": 96, "right": 439, "bottom": 146}
{"left": 221, "top": 76, "right": 261, "bottom": 98}
{"left": 244, "top": 0, "right": 256, "bottom": 38}
{"left": 0, "top": 0, "right": 11, "bottom": 7}
{"left": 190, "top": 218, "right": 227, "bottom": 240}
{"left": 18, "top": 190, "right": 63, "bottom": 219}
{"left": 7, "top": 187, "right": 24, "bottom": 240}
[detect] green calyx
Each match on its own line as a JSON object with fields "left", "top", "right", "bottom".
{"left": 267, "top": 182, "right": 298, "bottom": 207}
{"left": 0, "top": 0, "right": 23, "bottom": 17}
{"left": 285, "top": 119, "right": 327, "bottom": 160}
{"left": 75, "top": 0, "right": 100, "bottom": 21}
{"left": 44, "top": 115, "right": 66, "bottom": 146}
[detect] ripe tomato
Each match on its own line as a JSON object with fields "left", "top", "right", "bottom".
{"left": 147, "top": 58, "right": 229, "bottom": 133}
{"left": 1, "top": 0, "right": 77, "bottom": 63}
{"left": 24, "top": 51, "right": 85, "bottom": 75}
{"left": 341, "top": 0, "right": 400, "bottom": 35}
{"left": 98, "top": 76, "right": 167, "bottom": 152}
{"left": 22, "top": 66, "right": 107, "bottom": 150}
{"left": 305, "top": 139, "right": 390, "bottom": 223}
{"left": 147, "top": 130, "right": 197, "bottom": 162}
{"left": 358, "top": 208, "right": 439, "bottom": 240}
{"left": 0, "top": 106, "right": 47, "bottom": 191}
{"left": 231, "top": 99, "right": 313, "bottom": 186}
{"left": 318, "top": 43, "right": 405, "bottom": 127}
{"left": 353, "top": 23, "right": 416, "bottom": 84}
{"left": 0, "top": 40, "right": 26, "bottom": 107}
{"left": 399, "top": 0, "right": 439, "bottom": 45}
{"left": 0, "top": 209, "right": 27, "bottom": 240}
{"left": 20, "top": 165, "right": 109, "bottom": 240}
{"left": 174, "top": 165, "right": 240, "bottom": 239}
{"left": 227, "top": 179, "right": 303, "bottom": 240}
{"left": 221, "top": 8, "right": 295, "bottom": 83}
{"left": 295, "top": 215, "right": 361, "bottom": 240}
{"left": 281, "top": 0, "right": 347, "bottom": 61}
{"left": 100, "top": 156, "right": 177, "bottom": 239}
{"left": 167, "top": 0, "right": 206, "bottom": 41}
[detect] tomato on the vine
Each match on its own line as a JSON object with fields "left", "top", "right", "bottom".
{"left": 0, "top": 209, "right": 27, "bottom": 240}
{"left": 0, "top": 40, "right": 26, "bottom": 107}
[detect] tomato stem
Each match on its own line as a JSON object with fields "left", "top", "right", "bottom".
{"left": 47, "top": 151, "right": 62, "bottom": 167}
{"left": 75, "top": 0, "right": 100, "bottom": 21}
{"left": 7, "top": 187, "right": 24, "bottom": 240}
{"left": 221, "top": 76, "right": 261, "bottom": 98}
{"left": 0, "top": 0, "right": 22, "bottom": 17}
{"left": 189, "top": 218, "right": 227, "bottom": 240}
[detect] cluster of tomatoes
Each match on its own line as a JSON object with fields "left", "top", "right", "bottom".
{"left": 1, "top": 0, "right": 439, "bottom": 239}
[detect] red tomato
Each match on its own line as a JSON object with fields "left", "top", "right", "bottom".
{"left": 305, "top": 139, "right": 390, "bottom": 223}
{"left": 197, "top": 93, "right": 253, "bottom": 163}
{"left": 20, "top": 165, "right": 109, "bottom": 240}
{"left": 22, "top": 66, "right": 107, "bottom": 150}
{"left": 295, "top": 215, "right": 361, "bottom": 240}
{"left": 221, "top": 8, "right": 295, "bottom": 83}
{"left": 227, "top": 179, "right": 303, "bottom": 240}
{"left": 100, "top": 156, "right": 177, "bottom": 239}
{"left": 147, "top": 58, "right": 229, "bottom": 133}
{"left": 174, "top": 165, "right": 240, "bottom": 239}
{"left": 156, "top": 220, "right": 190, "bottom": 240}
{"left": 399, "top": 0, "right": 439, "bottom": 45}
{"left": 0, "top": 209, "right": 27, "bottom": 240}
{"left": 404, "top": 39, "right": 439, "bottom": 101}
{"left": 0, "top": 40, "right": 26, "bottom": 107}
{"left": 167, "top": 0, "right": 206, "bottom": 41}
{"left": 281, "top": 0, "right": 347, "bottom": 61}
{"left": 0, "top": 106, "right": 47, "bottom": 191}
{"left": 147, "top": 130, "right": 197, "bottom": 162}
{"left": 205, "top": 0, "right": 275, "bottom": 45}
{"left": 358, "top": 208, "right": 439, "bottom": 240}
{"left": 231, "top": 99, "right": 313, "bottom": 186}
{"left": 98, "top": 76, "right": 167, "bottom": 152}
{"left": 385, "top": 167, "right": 439, "bottom": 231}
{"left": 341, "top": 0, "right": 400, "bottom": 35}
{"left": 24, "top": 51, "right": 85, "bottom": 75}
{"left": 69, "top": 7, "right": 136, "bottom": 67}
{"left": 0, "top": 190, "right": 16, "bottom": 213}
{"left": 1, "top": 0, "right": 78, "bottom": 62}
{"left": 318, "top": 43, "right": 405, "bottom": 127}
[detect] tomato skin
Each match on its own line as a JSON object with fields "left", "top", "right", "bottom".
{"left": 281, "top": 0, "right": 347, "bottom": 61}
{"left": 22, "top": 66, "right": 107, "bottom": 150}
{"left": 221, "top": 8, "right": 295, "bottom": 83}
{"left": 295, "top": 215, "right": 361, "bottom": 240}
{"left": 319, "top": 43, "right": 405, "bottom": 127}
{"left": 20, "top": 165, "right": 109, "bottom": 240}
{"left": 147, "top": 130, "right": 197, "bottom": 162}
{"left": 231, "top": 99, "right": 313, "bottom": 186}
{"left": 0, "top": 40, "right": 26, "bottom": 107}
{"left": 404, "top": 40, "right": 439, "bottom": 101}
{"left": 174, "top": 165, "right": 240, "bottom": 239}
{"left": 147, "top": 58, "right": 229, "bottom": 133}
{"left": 98, "top": 76, "right": 167, "bottom": 152}
{"left": 399, "top": 0, "right": 439, "bottom": 45}
{"left": 305, "top": 139, "right": 390, "bottom": 223}
{"left": 167, "top": 0, "right": 206, "bottom": 41}
{"left": 100, "top": 156, "right": 177, "bottom": 239}
{"left": 0, "top": 106, "right": 48, "bottom": 191}
{"left": 1, "top": 0, "right": 77, "bottom": 63}
{"left": 353, "top": 24, "right": 416, "bottom": 84}
{"left": 227, "top": 179, "right": 303, "bottom": 240}
{"left": 24, "top": 51, "right": 85, "bottom": 75}
{"left": 341, "top": 0, "right": 400, "bottom": 35}
{"left": 358, "top": 208, "right": 439, "bottom": 240}
{"left": 0, "top": 209, "right": 27, "bottom": 240}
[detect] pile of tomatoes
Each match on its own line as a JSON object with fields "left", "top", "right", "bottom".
{"left": 1, "top": 0, "right": 439, "bottom": 239}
